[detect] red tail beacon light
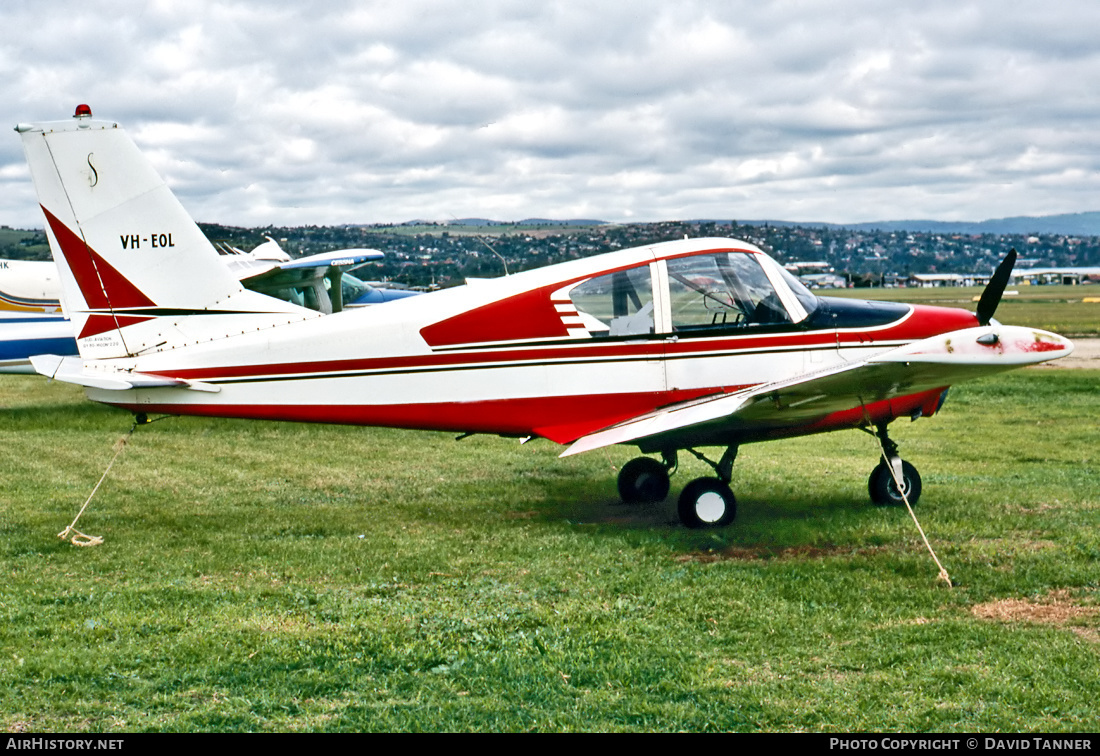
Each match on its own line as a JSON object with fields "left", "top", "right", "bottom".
{"left": 73, "top": 104, "right": 93, "bottom": 129}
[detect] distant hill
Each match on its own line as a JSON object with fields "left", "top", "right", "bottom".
{"left": 739, "top": 212, "right": 1100, "bottom": 237}
{"left": 415, "top": 213, "right": 1100, "bottom": 236}
{"left": 446, "top": 218, "right": 606, "bottom": 227}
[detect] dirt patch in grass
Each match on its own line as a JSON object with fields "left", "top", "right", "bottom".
{"left": 677, "top": 543, "right": 889, "bottom": 563}
{"left": 971, "top": 590, "right": 1099, "bottom": 641}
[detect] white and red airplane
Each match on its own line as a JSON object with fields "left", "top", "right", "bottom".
{"left": 15, "top": 107, "right": 1074, "bottom": 528}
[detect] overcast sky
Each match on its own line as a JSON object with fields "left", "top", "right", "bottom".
{"left": 3, "top": 0, "right": 1100, "bottom": 228}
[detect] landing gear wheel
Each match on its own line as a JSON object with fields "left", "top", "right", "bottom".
{"left": 617, "top": 457, "right": 671, "bottom": 504}
{"left": 677, "top": 478, "right": 737, "bottom": 528}
{"left": 868, "top": 461, "right": 922, "bottom": 506}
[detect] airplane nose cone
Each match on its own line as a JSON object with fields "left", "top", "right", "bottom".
{"left": 995, "top": 327, "right": 1074, "bottom": 361}
{"left": 963, "top": 325, "right": 1074, "bottom": 365}
{"left": 874, "top": 325, "right": 1074, "bottom": 367}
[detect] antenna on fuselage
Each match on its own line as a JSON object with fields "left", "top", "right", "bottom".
{"left": 449, "top": 215, "right": 510, "bottom": 276}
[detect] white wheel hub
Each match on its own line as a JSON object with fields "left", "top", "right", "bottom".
{"left": 695, "top": 491, "right": 727, "bottom": 523}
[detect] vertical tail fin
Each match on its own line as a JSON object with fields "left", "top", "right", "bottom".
{"left": 16, "top": 107, "right": 314, "bottom": 360}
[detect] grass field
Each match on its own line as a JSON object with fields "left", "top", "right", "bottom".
{"left": 830, "top": 284, "right": 1100, "bottom": 337}
{"left": 1, "top": 369, "right": 1098, "bottom": 733}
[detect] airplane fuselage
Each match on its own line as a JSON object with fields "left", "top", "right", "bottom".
{"left": 78, "top": 238, "right": 977, "bottom": 447}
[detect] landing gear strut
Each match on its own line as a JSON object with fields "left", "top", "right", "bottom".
{"left": 867, "top": 425, "right": 922, "bottom": 506}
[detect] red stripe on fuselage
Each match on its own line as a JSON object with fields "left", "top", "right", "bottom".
{"left": 77, "top": 313, "right": 154, "bottom": 339}
{"left": 107, "top": 387, "right": 736, "bottom": 443}
{"left": 146, "top": 303, "right": 974, "bottom": 384}
{"left": 104, "top": 385, "right": 948, "bottom": 446}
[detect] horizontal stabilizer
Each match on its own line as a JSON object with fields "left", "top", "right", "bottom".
{"left": 31, "top": 354, "right": 220, "bottom": 393}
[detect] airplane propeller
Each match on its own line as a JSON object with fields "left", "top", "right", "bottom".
{"left": 975, "top": 248, "right": 1017, "bottom": 326}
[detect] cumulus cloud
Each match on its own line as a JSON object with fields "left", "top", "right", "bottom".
{"left": 2, "top": 0, "right": 1100, "bottom": 226}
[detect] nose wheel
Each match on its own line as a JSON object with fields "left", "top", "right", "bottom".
{"left": 869, "top": 460, "right": 922, "bottom": 506}
{"left": 867, "top": 424, "right": 922, "bottom": 506}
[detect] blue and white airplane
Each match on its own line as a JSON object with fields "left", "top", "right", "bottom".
{"left": 0, "top": 258, "right": 71, "bottom": 373}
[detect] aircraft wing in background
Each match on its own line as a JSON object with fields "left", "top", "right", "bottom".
{"left": 225, "top": 245, "right": 387, "bottom": 314}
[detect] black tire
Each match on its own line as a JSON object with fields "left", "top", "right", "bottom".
{"left": 617, "top": 457, "right": 671, "bottom": 504}
{"left": 677, "top": 478, "right": 737, "bottom": 528}
{"left": 868, "top": 461, "right": 922, "bottom": 506}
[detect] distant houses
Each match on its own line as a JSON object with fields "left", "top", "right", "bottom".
{"left": 786, "top": 264, "right": 1098, "bottom": 289}
{"left": 784, "top": 261, "right": 847, "bottom": 289}
{"left": 907, "top": 273, "right": 992, "bottom": 288}
{"left": 1011, "top": 268, "right": 1100, "bottom": 285}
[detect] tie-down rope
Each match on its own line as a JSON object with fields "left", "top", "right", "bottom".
{"left": 57, "top": 418, "right": 139, "bottom": 547}
{"left": 871, "top": 431, "right": 952, "bottom": 587}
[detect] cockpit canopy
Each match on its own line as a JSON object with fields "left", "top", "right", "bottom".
{"left": 566, "top": 249, "right": 819, "bottom": 338}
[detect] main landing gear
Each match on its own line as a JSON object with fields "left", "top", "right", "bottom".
{"left": 617, "top": 447, "right": 738, "bottom": 529}
{"left": 866, "top": 424, "right": 922, "bottom": 507}
{"left": 616, "top": 425, "right": 923, "bottom": 528}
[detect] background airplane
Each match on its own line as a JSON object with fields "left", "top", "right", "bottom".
{"left": 216, "top": 236, "right": 419, "bottom": 311}
{"left": 16, "top": 107, "right": 1074, "bottom": 528}
{"left": 0, "top": 258, "right": 71, "bottom": 373}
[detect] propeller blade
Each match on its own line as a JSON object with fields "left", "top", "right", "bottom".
{"left": 976, "top": 248, "right": 1017, "bottom": 326}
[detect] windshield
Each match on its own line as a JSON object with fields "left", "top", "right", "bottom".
{"left": 666, "top": 251, "right": 796, "bottom": 329}
{"left": 340, "top": 272, "right": 373, "bottom": 304}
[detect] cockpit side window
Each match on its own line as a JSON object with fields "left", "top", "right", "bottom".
{"left": 666, "top": 252, "right": 793, "bottom": 331}
{"left": 568, "top": 265, "right": 655, "bottom": 337}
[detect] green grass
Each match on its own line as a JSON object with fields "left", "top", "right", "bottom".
{"left": 831, "top": 284, "right": 1100, "bottom": 336}
{"left": 1, "top": 371, "right": 1098, "bottom": 732}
